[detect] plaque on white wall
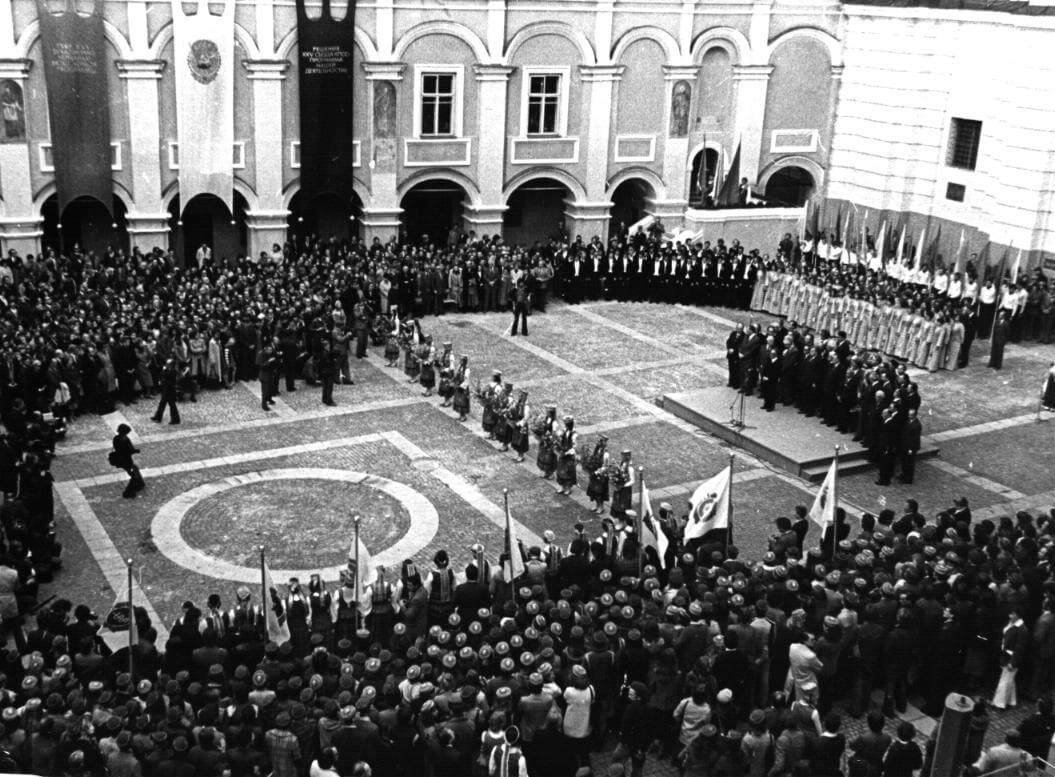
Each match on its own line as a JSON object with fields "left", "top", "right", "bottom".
{"left": 770, "top": 129, "right": 818, "bottom": 153}
{"left": 614, "top": 135, "right": 655, "bottom": 162}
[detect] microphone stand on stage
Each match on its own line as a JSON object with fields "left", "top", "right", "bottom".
{"left": 728, "top": 389, "right": 747, "bottom": 431}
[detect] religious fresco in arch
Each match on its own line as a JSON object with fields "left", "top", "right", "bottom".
{"left": 0, "top": 80, "right": 26, "bottom": 142}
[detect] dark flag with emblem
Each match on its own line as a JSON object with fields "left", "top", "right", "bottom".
{"left": 296, "top": 0, "right": 358, "bottom": 205}
{"left": 37, "top": 0, "right": 112, "bottom": 215}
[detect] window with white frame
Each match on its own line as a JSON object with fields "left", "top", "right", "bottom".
{"left": 527, "top": 73, "right": 561, "bottom": 136}
{"left": 420, "top": 72, "right": 455, "bottom": 137}
{"left": 520, "top": 67, "right": 569, "bottom": 137}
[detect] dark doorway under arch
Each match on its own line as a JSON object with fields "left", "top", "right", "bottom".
{"left": 689, "top": 148, "right": 720, "bottom": 207}
{"left": 400, "top": 181, "right": 466, "bottom": 246}
{"left": 287, "top": 191, "right": 363, "bottom": 250}
{"left": 41, "top": 195, "right": 128, "bottom": 257}
{"left": 764, "top": 166, "right": 815, "bottom": 207}
{"left": 609, "top": 178, "right": 656, "bottom": 239}
{"left": 168, "top": 192, "right": 249, "bottom": 268}
{"left": 503, "top": 178, "right": 571, "bottom": 247}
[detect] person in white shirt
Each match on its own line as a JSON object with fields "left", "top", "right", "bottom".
{"left": 963, "top": 276, "right": 979, "bottom": 304}
{"left": 947, "top": 273, "right": 963, "bottom": 302}
{"left": 932, "top": 268, "right": 949, "bottom": 296}
{"left": 309, "top": 747, "right": 342, "bottom": 777}
{"left": 978, "top": 280, "right": 998, "bottom": 339}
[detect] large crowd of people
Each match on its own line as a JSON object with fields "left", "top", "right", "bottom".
{"left": 0, "top": 225, "right": 1053, "bottom": 777}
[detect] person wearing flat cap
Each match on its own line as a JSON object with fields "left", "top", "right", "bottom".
{"left": 489, "top": 725, "right": 528, "bottom": 777}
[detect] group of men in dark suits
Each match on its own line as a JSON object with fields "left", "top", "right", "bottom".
{"left": 726, "top": 319, "right": 925, "bottom": 484}
{"left": 556, "top": 230, "right": 761, "bottom": 308}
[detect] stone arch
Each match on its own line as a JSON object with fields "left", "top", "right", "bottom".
{"left": 687, "top": 139, "right": 728, "bottom": 173}
{"left": 397, "top": 169, "right": 482, "bottom": 208}
{"left": 16, "top": 17, "right": 134, "bottom": 60}
{"left": 611, "top": 26, "right": 682, "bottom": 65}
{"left": 160, "top": 180, "right": 259, "bottom": 213}
{"left": 282, "top": 177, "right": 371, "bottom": 210}
{"left": 502, "top": 167, "right": 586, "bottom": 204}
{"left": 147, "top": 21, "right": 259, "bottom": 60}
{"left": 605, "top": 167, "right": 666, "bottom": 201}
{"left": 690, "top": 27, "right": 750, "bottom": 66}
{"left": 394, "top": 20, "right": 490, "bottom": 63}
{"left": 504, "top": 21, "right": 596, "bottom": 66}
{"left": 766, "top": 27, "right": 841, "bottom": 67}
{"left": 756, "top": 155, "right": 826, "bottom": 192}
{"left": 32, "top": 181, "right": 134, "bottom": 213}
{"left": 276, "top": 25, "right": 377, "bottom": 62}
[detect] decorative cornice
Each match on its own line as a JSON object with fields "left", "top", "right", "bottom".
{"left": 115, "top": 60, "right": 166, "bottom": 80}
{"left": 241, "top": 59, "right": 291, "bottom": 80}
{"left": 732, "top": 64, "right": 775, "bottom": 81}
{"left": 473, "top": 63, "right": 515, "bottom": 82}
{"left": 579, "top": 63, "right": 625, "bottom": 82}
{"left": 663, "top": 64, "right": 698, "bottom": 81}
{"left": 362, "top": 62, "right": 406, "bottom": 81}
{"left": 0, "top": 58, "right": 33, "bottom": 79}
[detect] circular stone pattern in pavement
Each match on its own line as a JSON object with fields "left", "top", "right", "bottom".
{"left": 151, "top": 468, "right": 439, "bottom": 583}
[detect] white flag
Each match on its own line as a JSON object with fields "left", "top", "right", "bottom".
{"left": 504, "top": 498, "right": 526, "bottom": 583}
{"left": 261, "top": 557, "right": 291, "bottom": 645}
{"left": 639, "top": 479, "right": 669, "bottom": 568}
{"left": 1010, "top": 248, "right": 1023, "bottom": 285}
{"left": 348, "top": 536, "right": 374, "bottom": 602}
{"left": 684, "top": 465, "right": 732, "bottom": 541}
{"left": 809, "top": 459, "right": 838, "bottom": 531}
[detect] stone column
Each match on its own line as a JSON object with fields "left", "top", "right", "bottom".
{"left": 0, "top": 58, "right": 41, "bottom": 256}
{"left": 732, "top": 64, "right": 774, "bottom": 187}
{"left": 243, "top": 59, "right": 291, "bottom": 257}
{"left": 115, "top": 60, "right": 171, "bottom": 251}
{"left": 576, "top": 64, "right": 623, "bottom": 241}
{"left": 658, "top": 64, "right": 697, "bottom": 224}
{"left": 466, "top": 64, "right": 514, "bottom": 239}
{"left": 361, "top": 62, "right": 404, "bottom": 243}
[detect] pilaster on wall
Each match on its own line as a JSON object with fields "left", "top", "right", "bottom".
{"left": 126, "top": 214, "right": 171, "bottom": 253}
{"left": 662, "top": 64, "right": 697, "bottom": 212}
{"left": 0, "top": 0, "right": 15, "bottom": 52}
{"left": 0, "top": 58, "right": 40, "bottom": 256}
{"left": 473, "top": 64, "right": 513, "bottom": 237}
{"left": 116, "top": 60, "right": 167, "bottom": 230}
{"left": 732, "top": 64, "right": 774, "bottom": 186}
{"left": 565, "top": 200, "right": 612, "bottom": 242}
{"left": 243, "top": 59, "right": 291, "bottom": 215}
{"left": 822, "top": 64, "right": 845, "bottom": 200}
{"left": 245, "top": 210, "right": 288, "bottom": 259}
{"left": 362, "top": 61, "right": 405, "bottom": 232}
{"left": 580, "top": 64, "right": 623, "bottom": 242}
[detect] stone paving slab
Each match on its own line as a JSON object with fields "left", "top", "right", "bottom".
{"left": 606, "top": 358, "right": 728, "bottom": 403}
{"left": 587, "top": 301, "right": 737, "bottom": 353}
{"left": 937, "top": 421, "right": 1055, "bottom": 500}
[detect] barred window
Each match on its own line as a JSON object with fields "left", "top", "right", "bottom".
{"left": 946, "top": 118, "right": 982, "bottom": 171}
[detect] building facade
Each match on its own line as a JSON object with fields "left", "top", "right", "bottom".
{"left": 0, "top": 0, "right": 1051, "bottom": 270}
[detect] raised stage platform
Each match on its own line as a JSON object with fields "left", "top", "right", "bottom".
{"left": 662, "top": 386, "right": 940, "bottom": 482}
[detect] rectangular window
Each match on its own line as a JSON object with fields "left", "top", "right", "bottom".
{"left": 946, "top": 118, "right": 982, "bottom": 171}
{"left": 527, "top": 73, "right": 561, "bottom": 136}
{"left": 946, "top": 182, "right": 966, "bottom": 202}
{"left": 420, "top": 73, "right": 455, "bottom": 137}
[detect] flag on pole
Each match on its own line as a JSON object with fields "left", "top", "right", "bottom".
{"left": 925, "top": 224, "right": 942, "bottom": 270}
{"left": 348, "top": 535, "right": 373, "bottom": 602}
{"left": 808, "top": 459, "right": 838, "bottom": 531}
{"left": 915, "top": 226, "right": 926, "bottom": 270}
{"left": 504, "top": 495, "right": 526, "bottom": 583}
{"left": 104, "top": 576, "right": 139, "bottom": 646}
{"left": 973, "top": 241, "right": 990, "bottom": 279}
{"left": 261, "top": 555, "right": 291, "bottom": 645}
{"left": 893, "top": 224, "right": 906, "bottom": 268}
{"left": 953, "top": 229, "right": 967, "bottom": 276}
{"left": 684, "top": 464, "right": 732, "bottom": 541}
{"left": 1010, "top": 247, "right": 1023, "bottom": 285}
{"left": 716, "top": 142, "right": 741, "bottom": 207}
{"left": 639, "top": 478, "right": 669, "bottom": 568}
{"left": 874, "top": 221, "right": 886, "bottom": 267}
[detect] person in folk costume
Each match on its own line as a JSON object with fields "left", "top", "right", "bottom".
{"left": 228, "top": 585, "right": 266, "bottom": 668}
{"left": 307, "top": 574, "right": 333, "bottom": 649}
{"left": 401, "top": 560, "right": 429, "bottom": 643}
{"left": 425, "top": 549, "right": 456, "bottom": 627}
{"left": 452, "top": 355, "right": 472, "bottom": 422}
{"left": 509, "top": 389, "right": 531, "bottom": 463}
{"left": 482, "top": 370, "right": 503, "bottom": 439}
{"left": 555, "top": 416, "right": 579, "bottom": 496}
{"left": 493, "top": 382, "right": 515, "bottom": 452}
{"left": 535, "top": 404, "right": 559, "bottom": 478}
{"left": 417, "top": 335, "right": 437, "bottom": 397}
{"left": 1043, "top": 361, "right": 1055, "bottom": 411}
{"left": 610, "top": 449, "right": 635, "bottom": 520}
{"left": 383, "top": 309, "right": 401, "bottom": 367}
{"left": 200, "top": 593, "right": 232, "bottom": 649}
{"left": 366, "top": 565, "right": 401, "bottom": 646}
{"left": 437, "top": 342, "right": 456, "bottom": 407}
{"left": 205, "top": 330, "right": 224, "bottom": 388}
{"left": 331, "top": 565, "right": 370, "bottom": 645}
{"left": 284, "top": 577, "right": 312, "bottom": 658}
{"left": 402, "top": 321, "right": 421, "bottom": 382}
{"left": 466, "top": 543, "right": 494, "bottom": 593}
{"left": 585, "top": 435, "right": 612, "bottom": 514}
{"left": 541, "top": 529, "right": 563, "bottom": 600}
{"left": 489, "top": 724, "right": 528, "bottom": 777}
